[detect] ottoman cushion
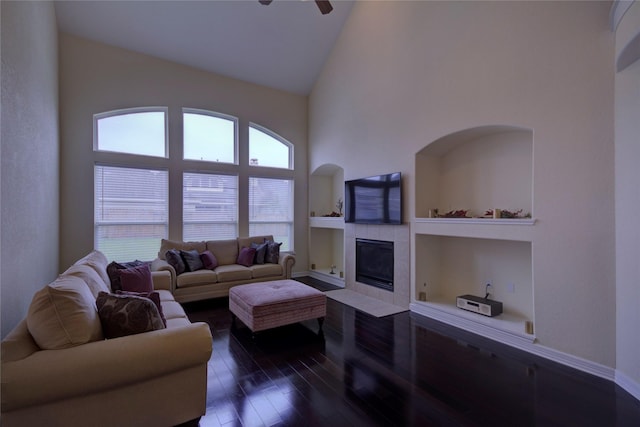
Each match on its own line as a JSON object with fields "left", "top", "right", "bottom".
{"left": 229, "top": 280, "right": 326, "bottom": 332}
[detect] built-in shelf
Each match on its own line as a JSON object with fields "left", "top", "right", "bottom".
{"left": 309, "top": 164, "right": 345, "bottom": 280}
{"left": 412, "top": 125, "right": 535, "bottom": 348}
{"left": 411, "top": 299, "right": 536, "bottom": 344}
{"left": 309, "top": 268, "right": 345, "bottom": 287}
{"left": 414, "top": 217, "right": 536, "bottom": 242}
{"left": 309, "top": 216, "right": 345, "bottom": 229}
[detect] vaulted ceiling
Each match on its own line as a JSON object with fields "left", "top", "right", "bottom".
{"left": 54, "top": 0, "right": 355, "bottom": 95}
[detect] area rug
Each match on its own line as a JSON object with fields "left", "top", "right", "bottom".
{"left": 325, "top": 289, "right": 408, "bottom": 318}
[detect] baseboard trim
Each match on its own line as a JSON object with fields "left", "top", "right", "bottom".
{"left": 616, "top": 370, "right": 640, "bottom": 401}
{"left": 307, "top": 270, "right": 345, "bottom": 287}
{"left": 410, "top": 303, "right": 617, "bottom": 383}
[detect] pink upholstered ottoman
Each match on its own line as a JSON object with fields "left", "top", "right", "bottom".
{"left": 229, "top": 280, "right": 326, "bottom": 333}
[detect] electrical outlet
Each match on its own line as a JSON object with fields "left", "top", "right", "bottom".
{"left": 507, "top": 283, "right": 515, "bottom": 293}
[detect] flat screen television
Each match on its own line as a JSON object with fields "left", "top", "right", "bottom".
{"left": 344, "top": 172, "right": 402, "bottom": 224}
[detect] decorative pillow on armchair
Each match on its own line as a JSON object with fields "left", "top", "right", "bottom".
{"left": 96, "top": 292, "right": 165, "bottom": 339}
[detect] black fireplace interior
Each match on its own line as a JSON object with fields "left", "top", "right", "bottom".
{"left": 355, "top": 238, "right": 394, "bottom": 291}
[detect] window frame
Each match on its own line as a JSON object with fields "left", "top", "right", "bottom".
{"left": 93, "top": 106, "right": 169, "bottom": 158}
{"left": 248, "top": 122, "right": 294, "bottom": 170}
{"left": 183, "top": 107, "right": 239, "bottom": 165}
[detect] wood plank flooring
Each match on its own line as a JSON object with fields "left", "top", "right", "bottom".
{"left": 182, "top": 278, "right": 640, "bottom": 427}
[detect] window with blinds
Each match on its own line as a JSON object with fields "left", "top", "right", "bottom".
{"left": 183, "top": 172, "right": 238, "bottom": 241}
{"left": 94, "top": 165, "right": 168, "bottom": 262}
{"left": 248, "top": 124, "right": 293, "bottom": 169}
{"left": 249, "top": 177, "right": 293, "bottom": 250}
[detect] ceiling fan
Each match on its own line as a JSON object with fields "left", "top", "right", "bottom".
{"left": 259, "top": 0, "right": 333, "bottom": 15}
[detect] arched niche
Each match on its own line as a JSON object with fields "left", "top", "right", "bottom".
{"left": 415, "top": 125, "right": 533, "bottom": 218}
{"left": 310, "top": 163, "right": 345, "bottom": 217}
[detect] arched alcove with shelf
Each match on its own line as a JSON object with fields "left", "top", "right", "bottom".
{"left": 308, "top": 163, "right": 345, "bottom": 286}
{"left": 411, "top": 125, "right": 535, "bottom": 344}
{"left": 415, "top": 125, "right": 533, "bottom": 220}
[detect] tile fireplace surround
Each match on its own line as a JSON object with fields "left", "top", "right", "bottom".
{"left": 344, "top": 223, "right": 410, "bottom": 309}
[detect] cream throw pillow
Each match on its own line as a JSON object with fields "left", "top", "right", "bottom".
{"left": 27, "top": 275, "right": 104, "bottom": 350}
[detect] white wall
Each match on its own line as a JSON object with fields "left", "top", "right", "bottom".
{"left": 0, "top": 1, "right": 59, "bottom": 338}
{"left": 58, "top": 34, "right": 309, "bottom": 273}
{"left": 310, "top": 1, "right": 616, "bottom": 366}
{"left": 614, "top": 0, "right": 640, "bottom": 396}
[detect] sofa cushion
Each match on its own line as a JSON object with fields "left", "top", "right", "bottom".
{"left": 181, "top": 249, "right": 204, "bottom": 272}
{"left": 264, "top": 240, "right": 282, "bottom": 264}
{"left": 73, "top": 250, "right": 110, "bottom": 287}
{"left": 206, "top": 238, "right": 239, "bottom": 266}
{"left": 200, "top": 250, "right": 218, "bottom": 270}
{"left": 250, "top": 263, "right": 284, "bottom": 279}
{"left": 165, "top": 249, "right": 187, "bottom": 275}
{"left": 251, "top": 242, "right": 268, "bottom": 265}
{"left": 118, "top": 263, "right": 154, "bottom": 293}
{"left": 27, "top": 275, "right": 104, "bottom": 350}
{"left": 158, "top": 239, "right": 206, "bottom": 260}
{"left": 63, "top": 264, "right": 111, "bottom": 298}
{"left": 176, "top": 270, "right": 217, "bottom": 288}
{"left": 215, "top": 264, "right": 252, "bottom": 282}
{"left": 117, "top": 290, "right": 166, "bottom": 327}
{"left": 237, "top": 247, "right": 256, "bottom": 267}
{"left": 106, "top": 260, "right": 146, "bottom": 292}
{"left": 160, "top": 300, "right": 188, "bottom": 320}
{"left": 96, "top": 292, "right": 165, "bottom": 339}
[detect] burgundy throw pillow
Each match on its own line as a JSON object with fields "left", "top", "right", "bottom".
{"left": 165, "top": 249, "right": 186, "bottom": 275}
{"left": 106, "top": 260, "right": 146, "bottom": 292}
{"left": 236, "top": 247, "right": 256, "bottom": 267}
{"left": 200, "top": 250, "right": 218, "bottom": 270}
{"left": 96, "top": 292, "right": 165, "bottom": 339}
{"left": 117, "top": 263, "right": 153, "bottom": 293}
{"left": 116, "top": 290, "right": 166, "bottom": 327}
{"left": 180, "top": 249, "right": 204, "bottom": 272}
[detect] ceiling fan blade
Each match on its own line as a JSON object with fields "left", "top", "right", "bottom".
{"left": 315, "top": 0, "right": 333, "bottom": 15}
{"left": 258, "top": 0, "right": 273, "bottom": 5}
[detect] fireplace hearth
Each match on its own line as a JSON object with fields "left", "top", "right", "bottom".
{"left": 355, "top": 238, "right": 394, "bottom": 291}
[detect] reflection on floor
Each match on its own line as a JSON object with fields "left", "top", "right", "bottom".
{"left": 181, "top": 278, "right": 640, "bottom": 427}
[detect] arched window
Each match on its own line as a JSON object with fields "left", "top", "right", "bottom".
{"left": 183, "top": 108, "right": 237, "bottom": 164}
{"left": 94, "top": 107, "right": 167, "bottom": 157}
{"left": 249, "top": 123, "right": 293, "bottom": 169}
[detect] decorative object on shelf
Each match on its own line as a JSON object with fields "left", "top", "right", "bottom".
{"left": 311, "top": 263, "right": 316, "bottom": 270}
{"left": 484, "top": 209, "right": 531, "bottom": 219}
{"left": 428, "top": 209, "right": 439, "bottom": 218}
{"left": 442, "top": 209, "right": 469, "bottom": 218}
{"left": 336, "top": 198, "right": 343, "bottom": 216}
{"left": 418, "top": 292, "right": 426, "bottom": 301}
{"left": 322, "top": 211, "right": 342, "bottom": 217}
{"left": 339, "top": 271, "right": 344, "bottom": 278}
{"left": 310, "top": 211, "right": 316, "bottom": 217}
{"left": 330, "top": 265, "right": 336, "bottom": 274}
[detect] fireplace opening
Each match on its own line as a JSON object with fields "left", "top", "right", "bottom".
{"left": 356, "top": 238, "right": 394, "bottom": 291}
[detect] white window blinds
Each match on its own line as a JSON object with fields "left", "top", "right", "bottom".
{"left": 183, "top": 172, "right": 238, "bottom": 241}
{"left": 249, "top": 177, "right": 293, "bottom": 251}
{"left": 94, "top": 165, "right": 168, "bottom": 262}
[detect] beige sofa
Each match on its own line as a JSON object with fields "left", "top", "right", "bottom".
{"left": 1, "top": 251, "right": 213, "bottom": 427}
{"left": 151, "top": 235, "right": 296, "bottom": 303}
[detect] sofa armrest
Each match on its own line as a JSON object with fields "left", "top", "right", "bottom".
{"left": 279, "top": 252, "right": 296, "bottom": 278}
{"left": 1, "top": 322, "right": 212, "bottom": 412}
{"left": 151, "top": 258, "right": 176, "bottom": 292}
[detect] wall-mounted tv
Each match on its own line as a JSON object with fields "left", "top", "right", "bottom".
{"left": 344, "top": 172, "right": 402, "bottom": 224}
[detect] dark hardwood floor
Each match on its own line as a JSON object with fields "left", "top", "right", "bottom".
{"left": 182, "top": 278, "right": 640, "bottom": 427}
